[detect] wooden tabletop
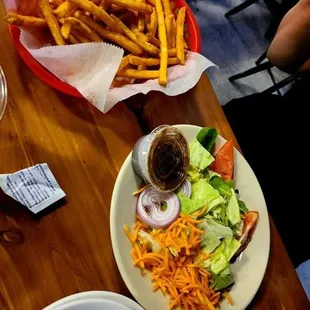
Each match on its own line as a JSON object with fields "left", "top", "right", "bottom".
{"left": 0, "top": 4, "right": 308, "bottom": 310}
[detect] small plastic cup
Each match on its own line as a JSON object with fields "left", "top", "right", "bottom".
{"left": 132, "top": 125, "right": 189, "bottom": 192}
{"left": 0, "top": 67, "right": 7, "bottom": 120}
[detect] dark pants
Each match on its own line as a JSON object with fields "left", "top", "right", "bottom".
{"left": 223, "top": 77, "right": 310, "bottom": 267}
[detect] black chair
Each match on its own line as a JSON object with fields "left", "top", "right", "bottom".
{"left": 225, "top": 0, "right": 280, "bottom": 17}
{"left": 226, "top": 0, "right": 300, "bottom": 94}
{"left": 225, "top": 0, "right": 298, "bottom": 40}
{"left": 228, "top": 56, "right": 301, "bottom": 95}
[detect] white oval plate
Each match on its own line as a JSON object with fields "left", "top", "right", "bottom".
{"left": 111, "top": 124, "right": 270, "bottom": 310}
{"left": 43, "top": 291, "right": 143, "bottom": 310}
{"left": 54, "top": 298, "right": 130, "bottom": 310}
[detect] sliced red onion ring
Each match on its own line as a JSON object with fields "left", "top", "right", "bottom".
{"left": 178, "top": 179, "right": 192, "bottom": 198}
{"left": 137, "top": 187, "right": 180, "bottom": 229}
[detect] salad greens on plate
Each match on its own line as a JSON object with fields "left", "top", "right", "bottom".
{"left": 181, "top": 128, "right": 258, "bottom": 290}
{"left": 126, "top": 127, "right": 259, "bottom": 309}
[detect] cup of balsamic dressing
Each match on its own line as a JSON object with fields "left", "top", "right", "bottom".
{"left": 132, "top": 125, "right": 189, "bottom": 192}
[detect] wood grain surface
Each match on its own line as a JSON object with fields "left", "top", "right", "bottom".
{"left": 0, "top": 3, "right": 309, "bottom": 310}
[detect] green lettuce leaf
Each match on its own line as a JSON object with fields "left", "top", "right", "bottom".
{"left": 196, "top": 128, "right": 218, "bottom": 152}
{"left": 227, "top": 188, "right": 241, "bottom": 226}
{"left": 199, "top": 219, "right": 233, "bottom": 254}
{"left": 191, "top": 179, "right": 224, "bottom": 213}
{"left": 210, "top": 249, "right": 227, "bottom": 274}
{"left": 211, "top": 205, "right": 228, "bottom": 226}
{"left": 138, "top": 230, "right": 161, "bottom": 252}
{"left": 209, "top": 176, "right": 232, "bottom": 197}
{"left": 238, "top": 200, "right": 249, "bottom": 214}
{"left": 221, "top": 237, "right": 241, "bottom": 260}
{"left": 233, "top": 220, "right": 244, "bottom": 237}
{"left": 177, "top": 192, "right": 201, "bottom": 215}
{"left": 212, "top": 266, "right": 235, "bottom": 291}
{"left": 187, "top": 164, "right": 202, "bottom": 183}
{"left": 206, "top": 219, "right": 233, "bottom": 238}
{"left": 200, "top": 224, "right": 220, "bottom": 253}
{"left": 189, "top": 140, "right": 214, "bottom": 171}
{"left": 178, "top": 179, "right": 224, "bottom": 215}
{"left": 202, "top": 237, "right": 241, "bottom": 274}
{"left": 204, "top": 169, "right": 221, "bottom": 181}
{"left": 225, "top": 180, "right": 234, "bottom": 189}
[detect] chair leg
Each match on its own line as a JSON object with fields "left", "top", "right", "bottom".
{"left": 261, "top": 74, "right": 299, "bottom": 95}
{"left": 229, "top": 61, "right": 274, "bottom": 82}
{"left": 266, "top": 67, "right": 281, "bottom": 96}
{"left": 225, "top": 0, "right": 259, "bottom": 18}
{"left": 255, "top": 51, "right": 268, "bottom": 65}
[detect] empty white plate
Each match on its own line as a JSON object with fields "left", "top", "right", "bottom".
{"left": 43, "top": 291, "right": 143, "bottom": 310}
{"left": 55, "top": 298, "right": 130, "bottom": 310}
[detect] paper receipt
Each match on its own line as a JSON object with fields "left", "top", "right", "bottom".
{"left": 0, "top": 163, "right": 66, "bottom": 214}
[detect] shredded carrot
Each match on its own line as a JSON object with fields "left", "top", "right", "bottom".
{"left": 192, "top": 205, "right": 208, "bottom": 218}
{"left": 133, "top": 184, "right": 149, "bottom": 195}
{"left": 223, "top": 291, "right": 234, "bottom": 305}
{"left": 180, "top": 215, "right": 203, "bottom": 224}
{"left": 132, "top": 222, "right": 142, "bottom": 242}
{"left": 125, "top": 211, "right": 224, "bottom": 309}
{"left": 124, "top": 225, "right": 135, "bottom": 244}
{"left": 133, "top": 242, "right": 145, "bottom": 269}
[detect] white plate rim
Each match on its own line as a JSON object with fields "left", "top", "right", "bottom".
{"left": 53, "top": 298, "right": 131, "bottom": 310}
{"left": 110, "top": 124, "right": 270, "bottom": 310}
{"left": 43, "top": 291, "right": 144, "bottom": 310}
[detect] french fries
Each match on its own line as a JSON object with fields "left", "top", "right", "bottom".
{"left": 146, "top": 0, "right": 156, "bottom": 6}
{"left": 68, "top": 34, "right": 79, "bottom": 44}
{"left": 137, "top": 0, "right": 145, "bottom": 32}
{"left": 49, "top": 0, "right": 64, "bottom": 7}
{"left": 155, "top": 0, "right": 168, "bottom": 86}
{"left": 117, "top": 68, "right": 159, "bottom": 79}
{"left": 165, "top": 14, "right": 173, "bottom": 48}
{"left": 60, "top": 19, "right": 72, "bottom": 39}
{"left": 129, "top": 55, "right": 179, "bottom": 66}
{"left": 54, "top": 1, "right": 77, "bottom": 19}
{"left": 147, "top": 35, "right": 160, "bottom": 47}
{"left": 147, "top": 8, "right": 158, "bottom": 37}
{"left": 39, "top": 0, "right": 66, "bottom": 45}
{"left": 6, "top": 0, "right": 189, "bottom": 86}
{"left": 176, "top": 7, "right": 186, "bottom": 65}
{"left": 94, "top": 0, "right": 110, "bottom": 21}
{"left": 71, "top": 28, "right": 91, "bottom": 42}
{"left": 74, "top": 12, "right": 143, "bottom": 54}
{"left": 117, "top": 55, "right": 131, "bottom": 73}
{"left": 171, "top": 17, "right": 176, "bottom": 48}
{"left": 64, "top": 17, "right": 103, "bottom": 42}
{"left": 108, "top": 0, "right": 153, "bottom": 14}
{"left": 111, "top": 14, "right": 159, "bottom": 55}
{"left": 67, "top": 0, "right": 120, "bottom": 32}
{"left": 162, "top": 0, "right": 172, "bottom": 17}
{"left": 130, "top": 22, "right": 149, "bottom": 42}
{"left": 99, "top": 0, "right": 110, "bottom": 11}
{"left": 5, "top": 12, "right": 47, "bottom": 27}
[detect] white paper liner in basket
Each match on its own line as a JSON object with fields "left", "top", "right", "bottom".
{"left": 5, "top": 0, "right": 216, "bottom": 113}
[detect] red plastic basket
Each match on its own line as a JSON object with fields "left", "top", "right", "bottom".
{"left": 8, "top": 0, "right": 201, "bottom": 98}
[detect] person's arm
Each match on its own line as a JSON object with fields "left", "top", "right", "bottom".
{"left": 267, "top": 0, "right": 310, "bottom": 73}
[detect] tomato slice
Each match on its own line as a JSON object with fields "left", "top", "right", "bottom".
{"left": 240, "top": 211, "right": 259, "bottom": 244}
{"left": 211, "top": 140, "right": 234, "bottom": 181}
{"left": 233, "top": 211, "right": 259, "bottom": 260}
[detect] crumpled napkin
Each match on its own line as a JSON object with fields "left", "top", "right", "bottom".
{"left": 4, "top": 0, "right": 216, "bottom": 113}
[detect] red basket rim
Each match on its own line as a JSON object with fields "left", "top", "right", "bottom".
{"left": 8, "top": 4, "right": 201, "bottom": 98}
